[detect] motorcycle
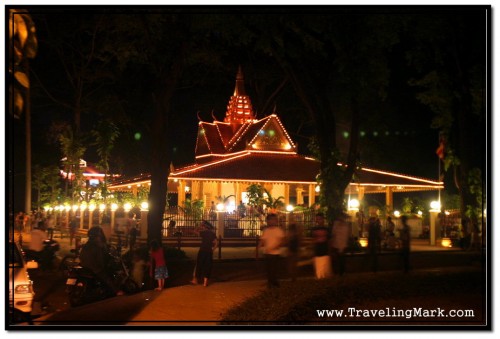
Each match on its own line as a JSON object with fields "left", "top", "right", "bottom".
{"left": 65, "top": 245, "right": 139, "bottom": 307}
{"left": 25, "top": 239, "right": 60, "bottom": 270}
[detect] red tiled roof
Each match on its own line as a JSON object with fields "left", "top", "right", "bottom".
{"left": 216, "top": 122, "right": 236, "bottom": 146}
{"left": 196, "top": 123, "right": 225, "bottom": 155}
{"left": 172, "top": 152, "right": 319, "bottom": 183}
{"left": 170, "top": 152, "right": 443, "bottom": 191}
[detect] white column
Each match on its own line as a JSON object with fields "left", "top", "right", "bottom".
{"left": 111, "top": 209, "right": 117, "bottom": 236}
{"left": 308, "top": 184, "right": 316, "bottom": 207}
{"left": 177, "top": 180, "right": 186, "bottom": 206}
{"left": 296, "top": 187, "right": 304, "bottom": 205}
{"left": 284, "top": 184, "right": 290, "bottom": 206}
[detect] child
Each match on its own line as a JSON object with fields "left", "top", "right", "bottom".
{"left": 131, "top": 250, "right": 146, "bottom": 290}
{"left": 149, "top": 240, "right": 168, "bottom": 291}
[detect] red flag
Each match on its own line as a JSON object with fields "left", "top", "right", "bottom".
{"left": 436, "top": 142, "right": 445, "bottom": 159}
{"left": 436, "top": 133, "right": 446, "bottom": 159}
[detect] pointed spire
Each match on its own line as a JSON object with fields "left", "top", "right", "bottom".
{"left": 225, "top": 66, "right": 255, "bottom": 124}
{"left": 233, "top": 65, "right": 246, "bottom": 96}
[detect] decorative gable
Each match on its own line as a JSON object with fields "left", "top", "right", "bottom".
{"left": 247, "top": 115, "right": 295, "bottom": 152}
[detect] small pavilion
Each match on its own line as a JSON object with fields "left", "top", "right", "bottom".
{"left": 109, "top": 68, "right": 444, "bottom": 213}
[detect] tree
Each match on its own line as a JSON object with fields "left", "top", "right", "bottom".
{"left": 101, "top": 11, "right": 243, "bottom": 244}
{"left": 261, "top": 188, "right": 284, "bottom": 212}
{"left": 244, "top": 184, "right": 284, "bottom": 213}
{"left": 406, "top": 12, "right": 486, "bottom": 235}
{"left": 91, "top": 119, "right": 120, "bottom": 201}
{"left": 34, "top": 12, "right": 118, "bottom": 132}
{"left": 242, "top": 12, "right": 401, "bottom": 222}
{"left": 9, "top": 9, "right": 38, "bottom": 214}
{"left": 58, "top": 124, "right": 86, "bottom": 201}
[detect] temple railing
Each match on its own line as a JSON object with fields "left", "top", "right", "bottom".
{"left": 161, "top": 206, "right": 318, "bottom": 238}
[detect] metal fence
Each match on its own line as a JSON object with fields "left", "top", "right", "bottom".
{"left": 161, "top": 206, "right": 425, "bottom": 240}
{"left": 161, "top": 206, "right": 319, "bottom": 238}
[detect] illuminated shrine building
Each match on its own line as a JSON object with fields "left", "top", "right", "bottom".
{"left": 109, "top": 68, "right": 443, "bottom": 210}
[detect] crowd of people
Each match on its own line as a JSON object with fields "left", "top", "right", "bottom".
{"left": 258, "top": 211, "right": 414, "bottom": 288}
{"left": 13, "top": 207, "right": 416, "bottom": 294}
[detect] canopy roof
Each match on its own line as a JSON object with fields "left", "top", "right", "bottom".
{"left": 110, "top": 151, "right": 443, "bottom": 194}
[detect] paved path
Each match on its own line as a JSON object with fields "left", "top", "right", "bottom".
{"left": 127, "top": 279, "right": 266, "bottom": 326}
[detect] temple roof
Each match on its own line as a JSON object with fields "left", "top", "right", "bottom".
{"left": 168, "top": 151, "right": 443, "bottom": 193}
{"left": 109, "top": 152, "right": 443, "bottom": 193}
{"left": 195, "top": 114, "right": 297, "bottom": 162}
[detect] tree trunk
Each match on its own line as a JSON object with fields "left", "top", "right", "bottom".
{"left": 24, "top": 60, "right": 31, "bottom": 214}
{"left": 147, "top": 47, "right": 185, "bottom": 246}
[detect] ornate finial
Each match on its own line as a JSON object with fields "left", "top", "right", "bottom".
{"left": 224, "top": 65, "right": 255, "bottom": 124}
{"left": 196, "top": 111, "right": 202, "bottom": 121}
{"left": 234, "top": 65, "right": 246, "bottom": 96}
{"left": 211, "top": 109, "right": 217, "bottom": 122}
{"left": 236, "top": 65, "right": 243, "bottom": 80}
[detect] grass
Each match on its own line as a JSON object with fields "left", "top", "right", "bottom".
{"left": 220, "top": 268, "right": 486, "bottom": 325}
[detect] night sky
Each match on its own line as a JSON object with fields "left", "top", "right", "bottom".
{"left": 8, "top": 5, "right": 488, "bottom": 213}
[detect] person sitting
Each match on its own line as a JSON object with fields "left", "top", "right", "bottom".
{"left": 79, "top": 226, "right": 123, "bottom": 296}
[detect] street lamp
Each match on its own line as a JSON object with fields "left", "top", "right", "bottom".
{"left": 430, "top": 200, "right": 441, "bottom": 212}
{"left": 124, "top": 202, "right": 132, "bottom": 213}
{"left": 348, "top": 199, "right": 360, "bottom": 211}
{"left": 286, "top": 204, "right": 294, "bottom": 212}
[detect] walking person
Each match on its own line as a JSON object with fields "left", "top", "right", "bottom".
{"left": 385, "top": 216, "right": 396, "bottom": 249}
{"left": 400, "top": 215, "right": 411, "bottom": 273}
{"left": 28, "top": 225, "right": 49, "bottom": 269}
{"left": 69, "top": 216, "right": 79, "bottom": 246}
{"left": 129, "top": 224, "right": 138, "bottom": 250}
{"left": 331, "top": 213, "right": 351, "bottom": 276}
{"left": 311, "top": 212, "right": 332, "bottom": 279}
{"left": 286, "top": 222, "right": 301, "bottom": 282}
{"left": 45, "top": 214, "right": 55, "bottom": 240}
{"left": 368, "top": 217, "right": 382, "bottom": 273}
{"left": 125, "top": 212, "right": 137, "bottom": 248}
{"left": 191, "top": 220, "right": 218, "bottom": 287}
{"left": 149, "top": 239, "right": 168, "bottom": 291}
{"left": 260, "top": 213, "right": 285, "bottom": 288}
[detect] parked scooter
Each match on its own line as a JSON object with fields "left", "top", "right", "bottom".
{"left": 65, "top": 245, "right": 139, "bottom": 307}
